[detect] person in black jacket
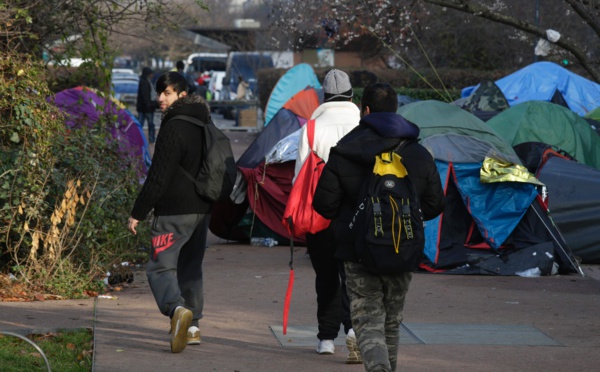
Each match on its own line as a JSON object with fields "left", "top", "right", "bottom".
{"left": 127, "top": 72, "right": 211, "bottom": 353}
{"left": 313, "top": 83, "right": 445, "bottom": 371}
{"left": 176, "top": 60, "right": 197, "bottom": 95}
{"left": 136, "top": 67, "right": 157, "bottom": 143}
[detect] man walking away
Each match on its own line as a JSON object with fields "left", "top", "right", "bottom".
{"left": 293, "top": 69, "right": 362, "bottom": 363}
{"left": 313, "top": 83, "right": 445, "bottom": 371}
{"left": 128, "top": 72, "right": 211, "bottom": 353}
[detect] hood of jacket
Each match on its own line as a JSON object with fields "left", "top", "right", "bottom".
{"left": 162, "top": 94, "right": 210, "bottom": 123}
{"left": 311, "top": 100, "right": 359, "bottom": 119}
{"left": 361, "top": 112, "right": 419, "bottom": 138}
{"left": 331, "top": 112, "right": 420, "bottom": 166}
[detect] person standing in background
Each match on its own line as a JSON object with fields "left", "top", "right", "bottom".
{"left": 176, "top": 60, "right": 197, "bottom": 95}
{"left": 136, "top": 67, "right": 157, "bottom": 143}
{"left": 235, "top": 75, "right": 250, "bottom": 100}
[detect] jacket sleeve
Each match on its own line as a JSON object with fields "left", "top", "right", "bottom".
{"left": 130, "top": 123, "right": 183, "bottom": 220}
{"left": 418, "top": 153, "right": 446, "bottom": 221}
{"left": 137, "top": 79, "right": 153, "bottom": 112}
{"left": 313, "top": 155, "right": 344, "bottom": 219}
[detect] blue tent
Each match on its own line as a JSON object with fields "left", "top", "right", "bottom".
{"left": 264, "top": 63, "right": 321, "bottom": 126}
{"left": 462, "top": 62, "right": 600, "bottom": 116}
{"left": 397, "top": 101, "right": 581, "bottom": 275}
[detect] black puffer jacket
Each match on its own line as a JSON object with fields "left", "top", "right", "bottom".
{"left": 313, "top": 112, "right": 446, "bottom": 262}
{"left": 136, "top": 75, "right": 155, "bottom": 113}
{"left": 131, "top": 95, "right": 211, "bottom": 220}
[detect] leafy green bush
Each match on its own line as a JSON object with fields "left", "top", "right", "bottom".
{"left": 0, "top": 54, "right": 149, "bottom": 297}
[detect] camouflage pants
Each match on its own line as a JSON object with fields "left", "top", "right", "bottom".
{"left": 344, "top": 261, "right": 413, "bottom": 372}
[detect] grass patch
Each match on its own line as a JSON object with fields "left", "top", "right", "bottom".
{"left": 0, "top": 329, "right": 93, "bottom": 371}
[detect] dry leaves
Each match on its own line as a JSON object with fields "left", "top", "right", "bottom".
{"left": 0, "top": 273, "right": 33, "bottom": 301}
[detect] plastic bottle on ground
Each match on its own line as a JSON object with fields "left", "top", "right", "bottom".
{"left": 250, "top": 237, "right": 278, "bottom": 247}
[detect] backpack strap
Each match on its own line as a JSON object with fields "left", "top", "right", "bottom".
{"left": 306, "top": 119, "right": 316, "bottom": 151}
{"left": 168, "top": 114, "right": 209, "bottom": 186}
{"left": 170, "top": 114, "right": 208, "bottom": 127}
{"left": 393, "top": 139, "right": 411, "bottom": 153}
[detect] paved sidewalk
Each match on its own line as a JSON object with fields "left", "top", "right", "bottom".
{"left": 2, "top": 235, "right": 600, "bottom": 371}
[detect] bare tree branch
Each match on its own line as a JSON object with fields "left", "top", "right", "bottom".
{"left": 564, "top": 0, "right": 600, "bottom": 37}
{"left": 422, "top": 0, "right": 600, "bottom": 82}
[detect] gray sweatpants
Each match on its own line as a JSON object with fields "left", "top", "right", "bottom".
{"left": 146, "top": 213, "right": 210, "bottom": 325}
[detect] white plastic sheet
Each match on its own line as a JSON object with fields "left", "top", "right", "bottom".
{"left": 265, "top": 129, "right": 302, "bottom": 164}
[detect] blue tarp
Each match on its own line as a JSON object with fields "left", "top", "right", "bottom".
{"left": 423, "top": 159, "right": 538, "bottom": 264}
{"left": 264, "top": 63, "right": 321, "bottom": 126}
{"left": 462, "top": 62, "right": 600, "bottom": 116}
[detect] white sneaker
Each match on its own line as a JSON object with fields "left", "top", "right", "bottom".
{"left": 347, "top": 328, "right": 356, "bottom": 338}
{"left": 187, "top": 326, "right": 201, "bottom": 345}
{"left": 316, "top": 339, "right": 335, "bottom": 354}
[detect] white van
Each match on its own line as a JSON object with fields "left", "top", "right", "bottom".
{"left": 185, "top": 53, "right": 228, "bottom": 76}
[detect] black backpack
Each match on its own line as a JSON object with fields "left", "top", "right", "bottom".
{"left": 172, "top": 114, "right": 237, "bottom": 202}
{"left": 348, "top": 140, "right": 425, "bottom": 274}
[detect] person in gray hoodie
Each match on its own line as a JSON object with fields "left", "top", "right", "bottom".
{"left": 313, "top": 83, "right": 445, "bottom": 371}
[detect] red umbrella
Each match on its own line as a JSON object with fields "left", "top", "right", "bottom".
{"left": 283, "top": 217, "right": 296, "bottom": 335}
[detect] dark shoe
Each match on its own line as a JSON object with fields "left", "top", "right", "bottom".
{"left": 170, "top": 306, "right": 193, "bottom": 353}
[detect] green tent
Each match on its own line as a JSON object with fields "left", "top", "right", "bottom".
{"left": 487, "top": 101, "right": 600, "bottom": 170}
{"left": 397, "top": 100, "right": 519, "bottom": 161}
{"left": 585, "top": 106, "right": 600, "bottom": 121}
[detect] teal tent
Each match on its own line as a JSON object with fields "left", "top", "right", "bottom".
{"left": 264, "top": 63, "right": 321, "bottom": 126}
{"left": 397, "top": 100, "right": 520, "bottom": 161}
{"left": 486, "top": 101, "right": 600, "bottom": 170}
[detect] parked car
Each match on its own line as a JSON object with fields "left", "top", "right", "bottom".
{"left": 112, "top": 73, "right": 139, "bottom": 82}
{"left": 112, "top": 68, "right": 137, "bottom": 76}
{"left": 112, "top": 78, "right": 139, "bottom": 105}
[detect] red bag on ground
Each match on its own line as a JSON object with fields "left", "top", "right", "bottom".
{"left": 282, "top": 119, "right": 330, "bottom": 238}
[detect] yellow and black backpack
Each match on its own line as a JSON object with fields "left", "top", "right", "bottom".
{"left": 348, "top": 140, "right": 425, "bottom": 273}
